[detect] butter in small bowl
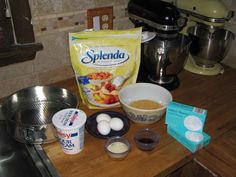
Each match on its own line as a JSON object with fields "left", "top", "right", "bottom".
{"left": 104, "top": 136, "right": 131, "bottom": 160}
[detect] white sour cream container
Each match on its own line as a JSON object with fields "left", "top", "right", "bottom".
{"left": 52, "top": 108, "right": 87, "bottom": 155}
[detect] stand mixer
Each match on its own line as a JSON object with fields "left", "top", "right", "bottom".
{"left": 128, "top": 0, "right": 191, "bottom": 90}
{"left": 174, "top": 0, "right": 235, "bottom": 75}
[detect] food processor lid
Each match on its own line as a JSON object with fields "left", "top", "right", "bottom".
{"left": 128, "top": 0, "right": 185, "bottom": 34}
{"left": 175, "top": 0, "right": 234, "bottom": 23}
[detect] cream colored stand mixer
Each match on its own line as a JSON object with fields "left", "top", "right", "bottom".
{"left": 174, "top": 0, "right": 235, "bottom": 75}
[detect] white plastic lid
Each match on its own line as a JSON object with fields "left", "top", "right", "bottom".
{"left": 52, "top": 108, "right": 87, "bottom": 131}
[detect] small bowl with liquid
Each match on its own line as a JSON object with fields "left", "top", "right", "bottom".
{"left": 118, "top": 83, "right": 172, "bottom": 124}
{"left": 134, "top": 128, "right": 160, "bottom": 151}
{"left": 105, "top": 136, "right": 131, "bottom": 160}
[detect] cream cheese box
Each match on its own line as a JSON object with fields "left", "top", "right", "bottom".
{"left": 165, "top": 101, "right": 207, "bottom": 133}
{"left": 167, "top": 125, "right": 211, "bottom": 153}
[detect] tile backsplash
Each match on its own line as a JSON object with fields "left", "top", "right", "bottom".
{"left": 0, "top": 0, "right": 236, "bottom": 98}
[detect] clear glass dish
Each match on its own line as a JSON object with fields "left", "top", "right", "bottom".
{"left": 104, "top": 136, "right": 131, "bottom": 160}
{"left": 134, "top": 128, "right": 160, "bottom": 151}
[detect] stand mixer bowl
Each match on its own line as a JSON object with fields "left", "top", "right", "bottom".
{"left": 188, "top": 25, "right": 235, "bottom": 68}
{"left": 142, "top": 34, "right": 191, "bottom": 87}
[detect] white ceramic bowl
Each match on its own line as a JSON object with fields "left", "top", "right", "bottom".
{"left": 118, "top": 83, "right": 172, "bottom": 124}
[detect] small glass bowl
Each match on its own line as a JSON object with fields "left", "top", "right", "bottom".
{"left": 104, "top": 136, "right": 131, "bottom": 160}
{"left": 134, "top": 128, "right": 160, "bottom": 151}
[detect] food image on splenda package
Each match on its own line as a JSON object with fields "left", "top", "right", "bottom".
{"left": 86, "top": 72, "right": 119, "bottom": 105}
{"left": 87, "top": 72, "right": 112, "bottom": 80}
{"left": 69, "top": 28, "right": 142, "bottom": 109}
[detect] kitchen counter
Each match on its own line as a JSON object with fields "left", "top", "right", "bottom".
{"left": 43, "top": 66, "right": 236, "bottom": 177}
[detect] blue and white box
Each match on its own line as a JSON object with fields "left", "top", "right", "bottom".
{"left": 165, "top": 101, "right": 210, "bottom": 152}
{"left": 165, "top": 102, "right": 207, "bottom": 133}
{"left": 167, "top": 126, "right": 211, "bottom": 153}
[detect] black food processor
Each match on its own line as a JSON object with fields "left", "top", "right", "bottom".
{"left": 128, "top": 0, "right": 191, "bottom": 90}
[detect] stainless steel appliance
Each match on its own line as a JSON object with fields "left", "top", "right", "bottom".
{"left": 175, "top": 0, "right": 235, "bottom": 75}
{"left": 142, "top": 35, "right": 191, "bottom": 88}
{"left": 128, "top": 0, "right": 191, "bottom": 90}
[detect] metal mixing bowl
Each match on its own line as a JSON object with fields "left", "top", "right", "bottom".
{"left": 188, "top": 25, "right": 235, "bottom": 67}
{"left": 142, "top": 34, "right": 191, "bottom": 84}
{"left": 2, "top": 86, "right": 78, "bottom": 144}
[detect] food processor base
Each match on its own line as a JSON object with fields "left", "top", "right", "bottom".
{"left": 184, "top": 56, "right": 224, "bottom": 75}
{"left": 147, "top": 75, "right": 180, "bottom": 91}
{"left": 137, "top": 67, "right": 180, "bottom": 90}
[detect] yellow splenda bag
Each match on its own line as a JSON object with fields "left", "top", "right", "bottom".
{"left": 69, "top": 28, "right": 141, "bottom": 109}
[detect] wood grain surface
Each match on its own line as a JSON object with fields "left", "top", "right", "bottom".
{"left": 44, "top": 66, "right": 236, "bottom": 177}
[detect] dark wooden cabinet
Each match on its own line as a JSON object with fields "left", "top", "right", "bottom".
{"left": 0, "top": 0, "right": 43, "bottom": 66}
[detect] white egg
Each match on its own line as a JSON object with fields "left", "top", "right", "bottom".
{"left": 97, "top": 120, "right": 111, "bottom": 135}
{"left": 109, "top": 117, "right": 124, "bottom": 131}
{"left": 96, "top": 113, "right": 111, "bottom": 123}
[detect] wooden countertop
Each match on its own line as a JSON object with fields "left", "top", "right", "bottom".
{"left": 43, "top": 67, "right": 236, "bottom": 177}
